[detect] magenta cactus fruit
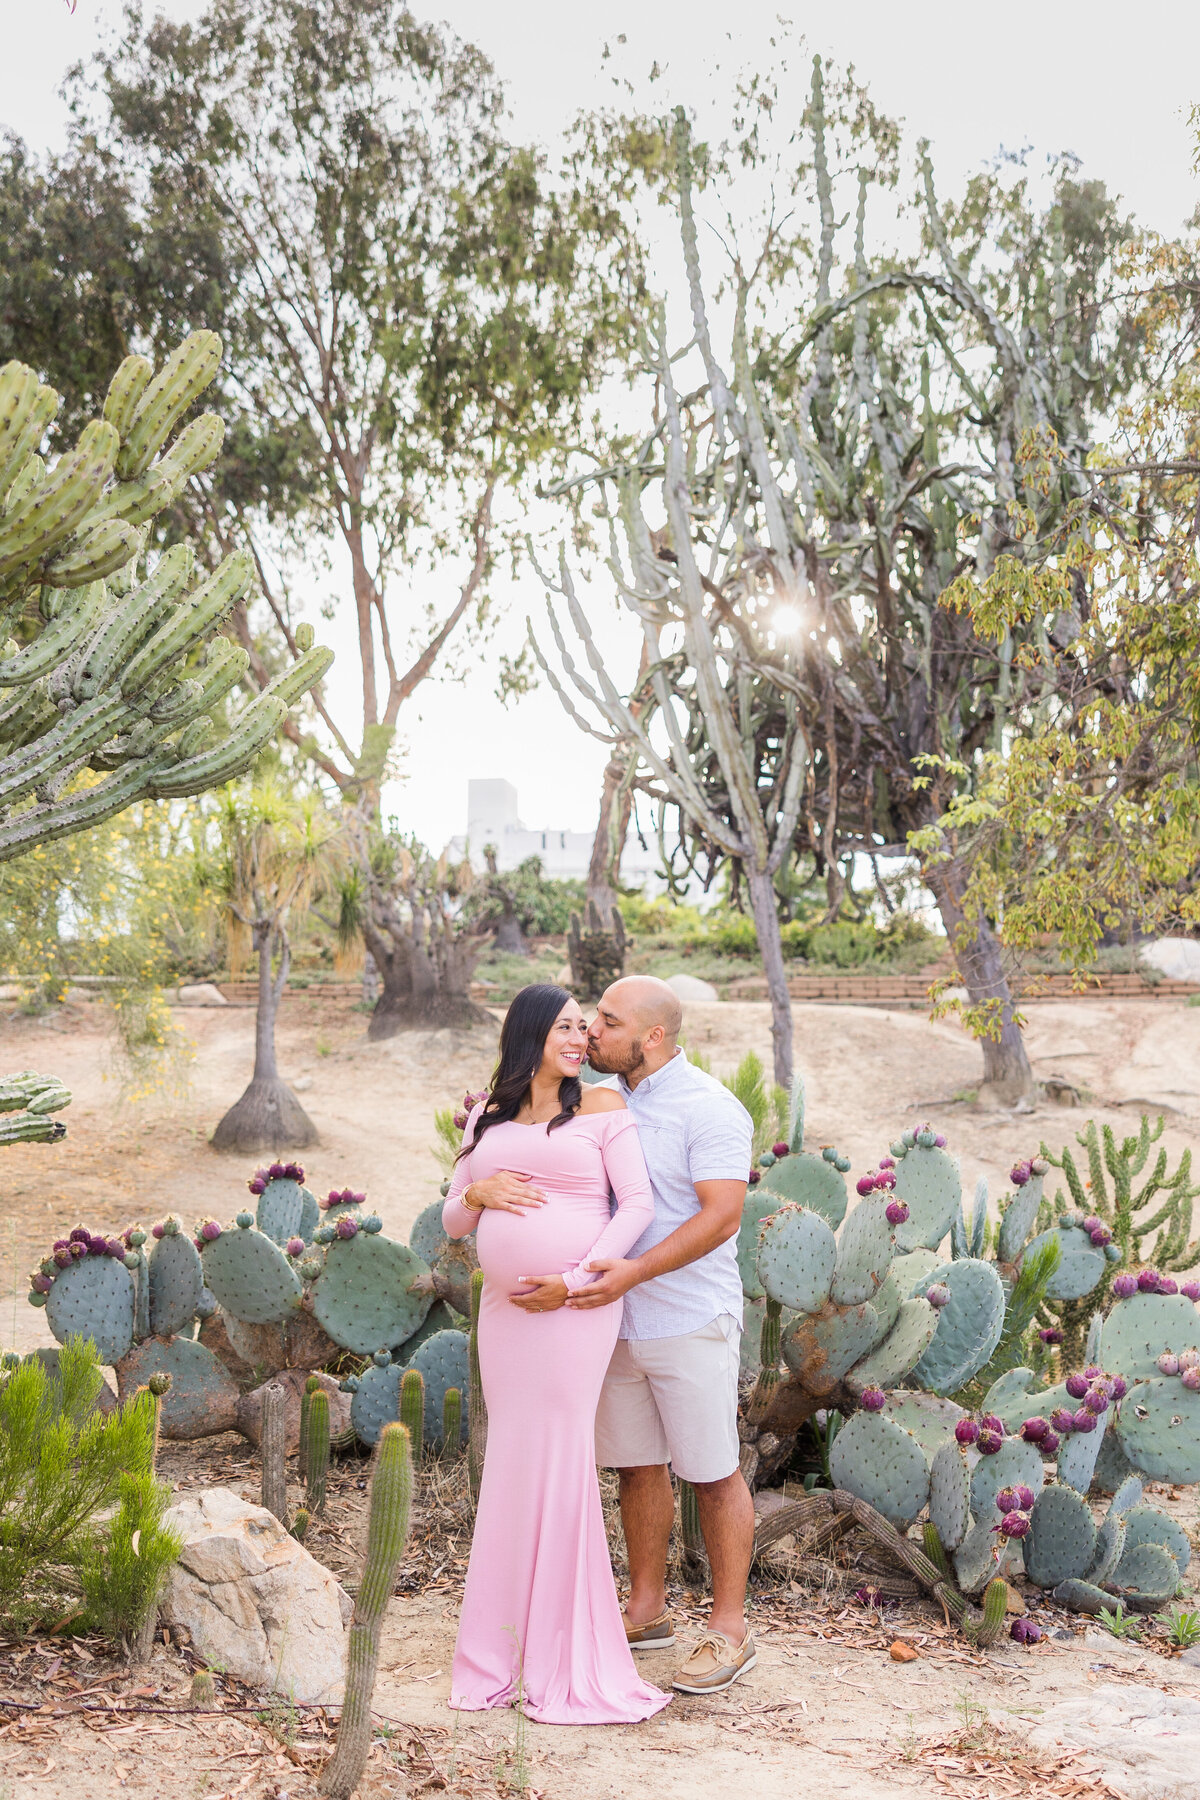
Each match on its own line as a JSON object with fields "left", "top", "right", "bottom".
{"left": 1065, "top": 1372, "right": 1089, "bottom": 1400}
{"left": 995, "top": 1486, "right": 1019, "bottom": 1514}
{"left": 1010, "top": 1161, "right": 1031, "bottom": 1186}
{"left": 1083, "top": 1391, "right": 1109, "bottom": 1415}
{"left": 1011, "top": 1617, "right": 1041, "bottom": 1644}
{"left": 1182, "top": 1367, "right": 1200, "bottom": 1392}
{"left": 199, "top": 1219, "right": 222, "bottom": 1242}
{"left": 859, "top": 1387, "right": 887, "bottom": 1413}
{"left": 747, "top": 1167, "right": 761, "bottom": 1185}
{"left": 453, "top": 1110, "right": 468, "bottom": 1130}
{"left": 856, "top": 1174, "right": 875, "bottom": 1197}
{"left": 925, "top": 1283, "right": 950, "bottom": 1310}
{"left": 771, "top": 1140, "right": 789, "bottom": 1159}
{"left": 151, "top": 1221, "right": 165, "bottom": 1240}
{"left": 1109, "top": 1375, "right": 1128, "bottom": 1401}
{"left": 1000, "top": 1510, "right": 1031, "bottom": 1539}
{"left": 878, "top": 1155, "right": 895, "bottom": 1170}
{"left": 335, "top": 1215, "right": 359, "bottom": 1240}
{"left": 979, "top": 1414, "right": 1005, "bottom": 1436}
{"left": 1071, "top": 1409, "right": 1097, "bottom": 1433}
{"left": 1111, "top": 1273, "right": 1139, "bottom": 1299}
{"left": 52, "top": 1247, "right": 72, "bottom": 1268}
{"left": 1020, "top": 1416, "right": 1049, "bottom": 1442}
{"left": 1040, "top": 1429, "right": 1060, "bottom": 1454}
{"left": 68, "top": 1227, "right": 89, "bottom": 1243}
{"left": 885, "top": 1200, "right": 909, "bottom": 1226}
{"left": 1182, "top": 1281, "right": 1200, "bottom": 1302}
{"left": 286, "top": 1237, "right": 306, "bottom": 1258}
{"left": 1082, "top": 1216, "right": 1103, "bottom": 1235}
{"left": 1039, "top": 1327, "right": 1063, "bottom": 1345}
{"left": 1051, "top": 1407, "right": 1076, "bottom": 1434}
{"left": 30, "top": 1273, "right": 52, "bottom": 1294}
{"left": 977, "top": 1428, "right": 1003, "bottom": 1456}
{"left": 1181, "top": 1349, "right": 1200, "bottom": 1370}
{"left": 1157, "top": 1352, "right": 1181, "bottom": 1377}
{"left": 955, "top": 1418, "right": 980, "bottom": 1446}
{"left": 248, "top": 1178, "right": 266, "bottom": 1195}
{"left": 1138, "top": 1268, "right": 1161, "bottom": 1292}
{"left": 1089, "top": 1225, "right": 1113, "bottom": 1247}
{"left": 1015, "top": 1485, "right": 1036, "bottom": 1510}
{"left": 269, "top": 1162, "right": 284, "bottom": 1178}
{"left": 934, "top": 1133, "right": 947, "bottom": 1148}
{"left": 1158, "top": 1276, "right": 1179, "bottom": 1295}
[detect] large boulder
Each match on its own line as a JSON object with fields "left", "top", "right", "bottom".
{"left": 666, "top": 973, "right": 720, "bottom": 1003}
{"left": 161, "top": 1488, "right": 350, "bottom": 1702}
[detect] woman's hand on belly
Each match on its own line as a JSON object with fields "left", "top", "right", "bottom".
{"left": 509, "top": 1272, "right": 569, "bottom": 1313}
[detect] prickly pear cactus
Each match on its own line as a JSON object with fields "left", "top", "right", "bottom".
{"left": 828, "top": 1409, "right": 930, "bottom": 1528}
{"left": 757, "top": 1151, "right": 848, "bottom": 1228}
{"left": 348, "top": 1358, "right": 405, "bottom": 1446}
{"left": 148, "top": 1222, "right": 204, "bottom": 1337}
{"left": 43, "top": 1244, "right": 135, "bottom": 1364}
{"left": 910, "top": 1258, "right": 1005, "bottom": 1395}
{"left": 114, "top": 1334, "right": 240, "bottom": 1438}
{"left": 199, "top": 1220, "right": 303, "bottom": 1324}
{"left": 928, "top": 1439, "right": 971, "bottom": 1552}
{"left": 406, "top": 1329, "right": 470, "bottom": 1452}
{"left": 1023, "top": 1223, "right": 1107, "bottom": 1301}
{"left": 410, "top": 1198, "right": 449, "bottom": 1268}
{"left": 1024, "top": 1484, "right": 1097, "bottom": 1588}
{"left": 1120, "top": 1506, "right": 1192, "bottom": 1578}
{"left": 738, "top": 1190, "right": 784, "bottom": 1299}
{"left": 847, "top": 1299, "right": 939, "bottom": 1392}
{"left": 1115, "top": 1378, "right": 1200, "bottom": 1483}
{"left": 311, "top": 1230, "right": 432, "bottom": 1356}
{"left": 248, "top": 1162, "right": 318, "bottom": 1246}
{"left": 890, "top": 1134, "right": 960, "bottom": 1253}
{"left": 831, "top": 1195, "right": 896, "bottom": 1307}
{"left": 1099, "top": 1291, "right": 1198, "bottom": 1380}
{"left": 756, "top": 1205, "right": 836, "bottom": 1313}
{"left": 996, "top": 1160, "right": 1047, "bottom": 1263}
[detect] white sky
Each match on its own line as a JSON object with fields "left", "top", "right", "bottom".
{"left": 7, "top": 0, "right": 1200, "bottom": 849}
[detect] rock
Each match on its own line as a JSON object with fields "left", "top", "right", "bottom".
{"left": 666, "top": 973, "right": 720, "bottom": 1003}
{"left": 1028, "top": 1683, "right": 1200, "bottom": 1799}
{"left": 176, "top": 983, "right": 229, "bottom": 1006}
{"left": 161, "top": 1488, "right": 348, "bottom": 1702}
{"left": 291, "top": 1075, "right": 313, "bottom": 1092}
{"left": 1003, "top": 1582, "right": 1026, "bottom": 1615}
{"left": 889, "top": 1640, "right": 919, "bottom": 1662}
{"left": 1141, "top": 938, "right": 1200, "bottom": 983}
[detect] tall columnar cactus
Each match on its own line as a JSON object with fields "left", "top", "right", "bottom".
{"left": 299, "top": 1373, "right": 319, "bottom": 1483}
{"left": 260, "top": 1383, "right": 288, "bottom": 1525}
{"left": 441, "top": 1387, "right": 462, "bottom": 1457}
{"left": 399, "top": 1368, "right": 425, "bottom": 1464}
{"left": 0, "top": 1070, "right": 71, "bottom": 1146}
{"left": 305, "top": 1387, "right": 330, "bottom": 1516}
{"left": 319, "top": 1422, "right": 414, "bottom": 1800}
{"left": 0, "top": 342, "right": 332, "bottom": 863}
{"left": 679, "top": 1480, "right": 705, "bottom": 1577}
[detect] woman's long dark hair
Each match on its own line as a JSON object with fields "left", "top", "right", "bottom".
{"left": 456, "top": 984, "right": 582, "bottom": 1160}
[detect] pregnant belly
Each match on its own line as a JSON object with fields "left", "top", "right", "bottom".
{"left": 476, "top": 1200, "right": 610, "bottom": 1290}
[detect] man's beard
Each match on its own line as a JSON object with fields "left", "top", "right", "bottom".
{"left": 586, "top": 1035, "right": 645, "bottom": 1077}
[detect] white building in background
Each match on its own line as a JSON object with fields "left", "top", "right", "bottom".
{"left": 450, "top": 778, "right": 695, "bottom": 895}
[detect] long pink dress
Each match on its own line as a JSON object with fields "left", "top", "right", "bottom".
{"left": 442, "top": 1105, "right": 671, "bottom": 1725}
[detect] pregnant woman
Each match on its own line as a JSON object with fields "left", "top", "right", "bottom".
{"left": 442, "top": 983, "right": 670, "bottom": 1725}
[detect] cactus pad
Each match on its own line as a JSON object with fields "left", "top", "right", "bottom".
{"left": 115, "top": 1334, "right": 239, "bottom": 1438}
{"left": 828, "top": 1410, "right": 931, "bottom": 1528}
{"left": 201, "top": 1225, "right": 303, "bottom": 1324}
{"left": 781, "top": 1300, "right": 878, "bottom": 1388}
{"left": 255, "top": 1176, "right": 318, "bottom": 1247}
{"left": 910, "top": 1257, "right": 1005, "bottom": 1395}
{"left": 1051, "top": 1578, "right": 1111, "bottom": 1614}
{"left": 1022, "top": 1224, "right": 1106, "bottom": 1301}
{"left": 1119, "top": 1506, "right": 1192, "bottom": 1578}
{"left": 312, "top": 1231, "right": 432, "bottom": 1356}
{"left": 429, "top": 1235, "right": 479, "bottom": 1317}
{"left": 148, "top": 1229, "right": 203, "bottom": 1337}
{"left": 393, "top": 1299, "right": 459, "bottom": 1363}
{"left": 831, "top": 1196, "right": 895, "bottom": 1306}
{"left": 996, "top": 1173, "right": 1044, "bottom": 1263}
{"left": 1086, "top": 1512, "right": 1127, "bottom": 1585}
{"left": 980, "top": 1367, "right": 1044, "bottom": 1434}
{"left": 1107, "top": 1474, "right": 1145, "bottom": 1520}
{"left": 221, "top": 1308, "right": 339, "bottom": 1372}
{"left": 1056, "top": 1406, "right": 1109, "bottom": 1494}
{"left": 892, "top": 1246, "right": 943, "bottom": 1301}
{"left": 756, "top": 1205, "right": 836, "bottom": 1313}
{"left": 758, "top": 1150, "right": 847, "bottom": 1228}
{"left": 1115, "top": 1378, "right": 1200, "bottom": 1483}
{"left": 848, "top": 1299, "right": 939, "bottom": 1391}
{"left": 969, "top": 1434, "right": 1044, "bottom": 1522}
{"left": 349, "top": 1359, "right": 404, "bottom": 1445}
{"left": 1112, "top": 1540, "right": 1179, "bottom": 1609}
{"left": 1099, "top": 1293, "right": 1200, "bottom": 1381}
{"left": 737, "top": 1190, "right": 783, "bottom": 1300}
{"left": 865, "top": 1265, "right": 902, "bottom": 1347}
{"left": 406, "top": 1328, "right": 469, "bottom": 1452}
{"left": 953, "top": 1518, "right": 1003, "bottom": 1594}
{"left": 892, "top": 1144, "right": 960, "bottom": 1252}
{"left": 44, "top": 1253, "right": 134, "bottom": 1364}
{"left": 1024, "top": 1484, "right": 1097, "bottom": 1588}
{"left": 885, "top": 1390, "right": 968, "bottom": 1456}
{"left": 409, "top": 1198, "right": 449, "bottom": 1268}
{"left": 928, "top": 1439, "right": 971, "bottom": 1552}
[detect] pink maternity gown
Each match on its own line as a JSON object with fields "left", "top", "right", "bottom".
{"left": 442, "top": 1105, "right": 671, "bottom": 1725}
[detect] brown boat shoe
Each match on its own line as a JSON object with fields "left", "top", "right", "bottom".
{"left": 671, "top": 1628, "right": 756, "bottom": 1693}
{"left": 622, "top": 1609, "right": 677, "bottom": 1651}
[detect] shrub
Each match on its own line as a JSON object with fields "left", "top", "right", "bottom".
{"left": 80, "top": 1466, "right": 183, "bottom": 1652}
{"left": 0, "top": 1338, "right": 156, "bottom": 1630}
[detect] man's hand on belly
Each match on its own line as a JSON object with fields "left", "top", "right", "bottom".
{"left": 509, "top": 1273, "right": 569, "bottom": 1312}
{"left": 562, "top": 1258, "right": 640, "bottom": 1309}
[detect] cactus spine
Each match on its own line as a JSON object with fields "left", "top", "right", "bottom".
{"left": 441, "top": 1386, "right": 462, "bottom": 1457}
{"left": 320, "top": 1422, "right": 414, "bottom": 1800}
{"left": 299, "top": 1373, "right": 319, "bottom": 1483}
{"left": 963, "top": 1576, "right": 1009, "bottom": 1648}
{"left": 679, "top": 1479, "right": 706, "bottom": 1578}
{"left": 399, "top": 1367, "right": 425, "bottom": 1464}
{"left": 304, "top": 1387, "right": 331, "bottom": 1516}
{"left": 260, "top": 1383, "right": 288, "bottom": 1524}
{"left": 468, "top": 1267, "right": 486, "bottom": 1503}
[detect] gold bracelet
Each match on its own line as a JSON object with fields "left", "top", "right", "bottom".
{"left": 461, "top": 1183, "right": 484, "bottom": 1212}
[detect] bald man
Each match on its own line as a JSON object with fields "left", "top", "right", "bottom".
{"left": 575, "top": 976, "right": 757, "bottom": 1694}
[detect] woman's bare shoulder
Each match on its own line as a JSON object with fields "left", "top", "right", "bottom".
{"left": 578, "top": 1084, "right": 626, "bottom": 1114}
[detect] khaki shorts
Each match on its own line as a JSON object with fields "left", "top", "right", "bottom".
{"left": 594, "top": 1315, "right": 741, "bottom": 1484}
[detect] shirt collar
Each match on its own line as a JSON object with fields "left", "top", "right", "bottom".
{"left": 619, "top": 1046, "right": 687, "bottom": 1098}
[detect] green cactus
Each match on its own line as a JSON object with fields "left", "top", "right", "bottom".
{"left": 310, "top": 1230, "right": 432, "bottom": 1355}
{"left": 261, "top": 1383, "right": 287, "bottom": 1524}
{"left": 114, "top": 1334, "right": 240, "bottom": 1439}
{"left": 255, "top": 1175, "right": 319, "bottom": 1247}
{"left": 1114, "top": 1378, "right": 1200, "bottom": 1483}
{"left": 200, "top": 1222, "right": 303, "bottom": 1324}
{"left": 831, "top": 1196, "right": 896, "bottom": 1306}
{"left": 1024, "top": 1484, "right": 1097, "bottom": 1588}
{"left": 756, "top": 1205, "right": 836, "bottom": 1312}
{"left": 922, "top": 1519, "right": 952, "bottom": 1580}
{"left": 319, "top": 1422, "right": 414, "bottom": 1800}
{"left": 828, "top": 1410, "right": 931, "bottom": 1529}
{"left": 299, "top": 1373, "right": 319, "bottom": 1483}
{"left": 679, "top": 1479, "right": 705, "bottom": 1577}
{"left": 909, "top": 1258, "right": 1006, "bottom": 1395}
{"left": 305, "top": 1388, "right": 330, "bottom": 1515}
{"left": 409, "top": 1197, "right": 449, "bottom": 1267}
{"left": 407, "top": 1331, "right": 469, "bottom": 1453}
{"left": 0, "top": 1070, "right": 71, "bottom": 1147}
{"left": 148, "top": 1229, "right": 203, "bottom": 1338}
{"left": 441, "top": 1386, "right": 462, "bottom": 1457}
{"left": 0, "top": 344, "right": 332, "bottom": 866}
{"left": 962, "top": 1577, "right": 1009, "bottom": 1649}
{"left": 399, "top": 1368, "right": 425, "bottom": 1464}
{"left": 927, "top": 1440, "right": 970, "bottom": 1552}
{"left": 291, "top": 1507, "right": 311, "bottom": 1544}
{"left": 348, "top": 1357, "right": 404, "bottom": 1446}
{"left": 44, "top": 1252, "right": 135, "bottom": 1365}
{"left": 891, "top": 1142, "right": 961, "bottom": 1253}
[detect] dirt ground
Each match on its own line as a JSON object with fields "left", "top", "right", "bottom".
{"left": 5, "top": 988, "right": 1200, "bottom": 1799}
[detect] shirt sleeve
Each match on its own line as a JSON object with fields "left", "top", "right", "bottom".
{"left": 442, "top": 1102, "right": 486, "bottom": 1239}
{"left": 686, "top": 1091, "right": 754, "bottom": 1184}
{"left": 562, "top": 1112, "right": 656, "bottom": 1291}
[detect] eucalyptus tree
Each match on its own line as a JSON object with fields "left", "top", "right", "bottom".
{"left": 537, "top": 58, "right": 1145, "bottom": 1099}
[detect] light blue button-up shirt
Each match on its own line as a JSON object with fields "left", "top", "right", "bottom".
{"left": 617, "top": 1049, "right": 752, "bottom": 1341}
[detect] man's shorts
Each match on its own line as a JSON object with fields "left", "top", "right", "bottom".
{"left": 594, "top": 1314, "right": 740, "bottom": 1484}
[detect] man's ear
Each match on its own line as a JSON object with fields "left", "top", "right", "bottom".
{"left": 645, "top": 1023, "right": 666, "bottom": 1049}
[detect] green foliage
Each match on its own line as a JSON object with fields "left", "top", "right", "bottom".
{"left": 719, "top": 1050, "right": 787, "bottom": 1159}
{"left": 958, "top": 1234, "right": 1062, "bottom": 1403}
{"left": 463, "top": 855, "right": 584, "bottom": 940}
{"left": 1166, "top": 1604, "right": 1200, "bottom": 1649}
{"left": 79, "top": 1467, "right": 183, "bottom": 1650}
{"left": 1097, "top": 1603, "right": 1141, "bottom": 1641}
{"left": 0, "top": 1338, "right": 153, "bottom": 1627}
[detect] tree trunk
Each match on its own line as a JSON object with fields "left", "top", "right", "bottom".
{"left": 362, "top": 911, "right": 492, "bottom": 1040}
{"left": 211, "top": 921, "right": 319, "bottom": 1151}
{"left": 926, "top": 857, "right": 1034, "bottom": 1103}
{"left": 493, "top": 902, "right": 529, "bottom": 956}
{"left": 586, "top": 753, "right": 632, "bottom": 925}
{"left": 746, "top": 865, "right": 794, "bottom": 1089}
